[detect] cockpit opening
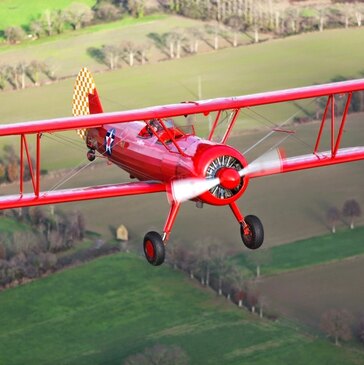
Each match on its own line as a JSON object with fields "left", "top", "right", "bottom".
{"left": 138, "top": 118, "right": 192, "bottom": 142}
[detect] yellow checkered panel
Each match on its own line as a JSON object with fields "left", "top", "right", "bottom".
{"left": 72, "top": 67, "right": 96, "bottom": 140}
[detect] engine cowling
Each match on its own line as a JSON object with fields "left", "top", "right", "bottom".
{"left": 193, "top": 144, "right": 249, "bottom": 206}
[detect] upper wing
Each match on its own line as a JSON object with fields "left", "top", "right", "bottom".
{"left": 1, "top": 77, "right": 364, "bottom": 209}
{"left": 1, "top": 78, "right": 364, "bottom": 136}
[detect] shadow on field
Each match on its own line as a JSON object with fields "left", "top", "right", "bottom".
{"left": 87, "top": 47, "right": 106, "bottom": 66}
{"left": 305, "top": 199, "right": 331, "bottom": 232}
{"left": 147, "top": 33, "right": 169, "bottom": 58}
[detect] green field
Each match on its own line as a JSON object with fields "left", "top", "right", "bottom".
{"left": 234, "top": 225, "right": 364, "bottom": 277}
{"left": 0, "top": 0, "right": 96, "bottom": 31}
{"left": 0, "top": 216, "right": 29, "bottom": 234}
{"left": 0, "top": 253, "right": 363, "bottom": 365}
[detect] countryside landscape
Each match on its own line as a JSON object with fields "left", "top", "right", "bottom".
{"left": 1, "top": 0, "right": 364, "bottom": 364}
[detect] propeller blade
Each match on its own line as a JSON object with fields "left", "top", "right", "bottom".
{"left": 170, "top": 177, "right": 220, "bottom": 203}
{"left": 239, "top": 148, "right": 283, "bottom": 177}
{"left": 169, "top": 148, "right": 283, "bottom": 203}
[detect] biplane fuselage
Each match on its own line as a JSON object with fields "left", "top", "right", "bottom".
{"left": 87, "top": 121, "right": 249, "bottom": 206}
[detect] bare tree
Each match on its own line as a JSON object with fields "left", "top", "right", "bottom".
{"left": 66, "top": 3, "right": 94, "bottom": 30}
{"left": 186, "top": 27, "right": 202, "bottom": 53}
{"left": 0, "top": 66, "right": 7, "bottom": 90}
{"left": 121, "top": 41, "right": 138, "bottom": 66}
{"left": 257, "top": 294, "right": 270, "bottom": 318}
{"left": 101, "top": 45, "right": 121, "bottom": 70}
{"left": 4, "top": 26, "right": 26, "bottom": 44}
{"left": 245, "top": 280, "right": 259, "bottom": 313}
{"left": 230, "top": 267, "right": 245, "bottom": 307}
{"left": 136, "top": 42, "right": 151, "bottom": 65}
{"left": 30, "top": 21, "right": 44, "bottom": 39}
{"left": 41, "top": 10, "right": 54, "bottom": 36}
{"left": 53, "top": 9, "right": 67, "bottom": 34}
{"left": 196, "top": 239, "right": 219, "bottom": 286}
{"left": 245, "top": 248, "right": 271, "bottom": 278}
{"left": 164, "top": 32, "right": 179, "bottom": 59}
{"left": 342, "top": 199, "right": 361, "bottom": 229}
{"left": 226, "top": 15, "right": 242, "bottom": 47}
{"left": 94, "top": 2, "right": 121, "bottom": 21}
{"left": 320, "top": 309, "right": 353, "bottom": 346}
{"left": 354, "top": 4, "right": 363, "bottom": 27}
{"left": 173, "top": 30, "right": 185, "bottom": 59}
{"left": 211, "top": 248, "right": 233, "bottom": 295}
{"left": 26, "top": 60, "right": 44, "bottom": 86}
{"left": 205, "top": 22, "right": 220, "bottom": 50}
{"left": 327, "top": 206, "right": 340, "bottom": 233}
{"left": 124, "top": 344, "right": 189, "bottom": 365}
{"left": 16, "top": 62, "right": 27, "bottom": 89}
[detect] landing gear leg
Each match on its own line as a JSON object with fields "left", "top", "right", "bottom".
{"left": 229, "top": 202, "right": 264, "bottom": 250}
{"left": 143, "top": 202, "right": 181, "bottom": 266}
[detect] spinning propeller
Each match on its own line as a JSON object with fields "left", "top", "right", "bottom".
{"left": 170, "top": 148, "right": 284, "bottom": 203}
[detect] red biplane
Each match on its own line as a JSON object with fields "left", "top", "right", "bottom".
{"left": 1, "top": 68, "right": 364, "bottom": 266}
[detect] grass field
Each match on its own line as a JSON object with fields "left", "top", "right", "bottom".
{"left": 0, "top": 15, "right": 249, "bottom": 77}
{"left": 0, "top": 216, "right": 29, "bottom": 234}
{"left": 256, "top": 255, "right": 364, "bottom": 329}
{"left": 0, "top": 252, "right": 363, "bottom": 365}
{"left": 234, "top": 225, "right": 364, "bottom": 277}
{"left": 0, "top": 0, "right": 96, "bottom": 31}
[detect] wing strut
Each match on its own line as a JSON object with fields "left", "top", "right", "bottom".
{"left": 19, "top": 133, "right": 41, "bottom": 197}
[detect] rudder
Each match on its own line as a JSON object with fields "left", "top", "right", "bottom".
{"left": 72, "top": 67, "right": 104, "bottom": 140}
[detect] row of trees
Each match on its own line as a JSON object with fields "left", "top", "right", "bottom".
{"left": 3, "top": 1, "right": 144, "bottom": 44}
{"left": 166, "top": 239, "right": 273, "bottom": 317}
{"left": 0, "top": 145, "right": 35, "bottom": 183}
{"left": 0, "top": 61, "right": 55, "bottom": 91}
{"left": 90, "top": 23, "right": 246, "bottom": 70}
{"left": 163, "top": 0, "right": 364, "bottom": 37}
{"left": 320, "top": 309, "right": 364, "bottom": 347}
{"left": 5, "top": 1, "right": 364, "bottom": 46}
{"left": 327, "top": 199, "right": 362, "bottom": 233}
{"left": 0, "top": 207, "right": 86, "bottom": 287}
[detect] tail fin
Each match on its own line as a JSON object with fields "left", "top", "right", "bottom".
{"left": 72, "top": 67, "right": 104, "bottom": 140}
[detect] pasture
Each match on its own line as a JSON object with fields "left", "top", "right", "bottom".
{"left": 256, "top": 255, "right": 364, "bottom": 329}
{"left": 234, "top": 225, "right": 364, "bottom": 277}
{"left": 0, "top": 253, "right": 363, "bottom": 365}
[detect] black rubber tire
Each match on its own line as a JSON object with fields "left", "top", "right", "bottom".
{"left": 87, "top": 149, "right": 96, "bottom": 162}
{"left": 143, "top": 231, "right": 165, "bottom": 266}
{"left": 241, "top": 215, "right": 264, "bottom": 250}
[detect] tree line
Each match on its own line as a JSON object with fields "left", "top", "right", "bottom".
{"left": 165, "top": 238, "right": 275, "bottom": 318}
{"left": 162, "top": 0, "right": 364, "bottom": 39}
{"left": 0, "top": 60, "right": 55, "bottom": 91}
{"left": 0, "top": 145, "right": 37, "bottom": 184}
{"left": 4, "top": 1, "right": 364, "bottom": 47}
{"left": 320, "top": 308, "right": 364, "bottom": 347}
{"left": 0, "top": 207, "right": 85, "bottom": 287}
{"left": 3, "top": 1, "right": 144, "bottom": 44}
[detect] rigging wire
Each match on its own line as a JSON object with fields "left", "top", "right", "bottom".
{"left": 241, "top": 98, "right": 317, "bottom": 155}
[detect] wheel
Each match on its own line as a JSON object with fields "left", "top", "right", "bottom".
{"left": 143, "top": 231, "right": 165, "bottom": 266}
{"left": 241, "top": 215, "right": 264, "bottom": 250}
{"left": 87, "top": 149, "right": 96, "bottom": 162}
